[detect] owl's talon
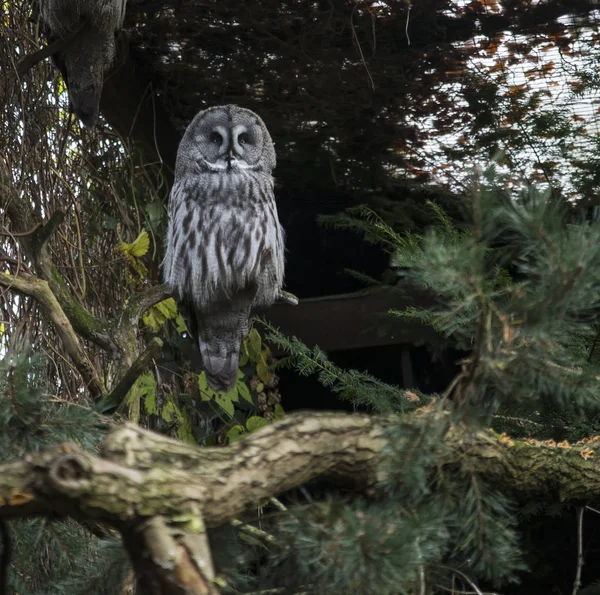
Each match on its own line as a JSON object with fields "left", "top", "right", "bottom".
{"left": 278, "top": 290, "right": 299, "bottom": 306}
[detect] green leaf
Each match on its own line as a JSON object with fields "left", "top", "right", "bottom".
{"left": 198, "top": 372, "right": 209, "bottom": 393}
{"left": 215, "top": 392, "right": 235, "bottom": 418}
{"left": 273, "top": 403, "right": 285, "bottom": 419}
{"left": 161, "top": 400, "right": 178, "bottom": 423}
{"left": 257, "top": 360, "right": 271, "bottom": 384}
{"left": 246, "top": 416, "right": 270, "bottom": 433}
{"left": 247, "top": 328, "right": 262, "bottom": 362}
{"left": 256, "top": 382, "right": 265, "bottom": 393}
{"left": 177, "top": 418, "right": 196, "bottom": 444}
{"left": 128, "top": 229, "right": 150, "bottom": 257}
{"left": 175, "top": 314, "right": 188, "bottom": 333}
{"left": 144, "top": 199, "right": 165, "bottom": 229}
{"left": 224, "top": 386, "right": 239, "bottom": 403}
{"left": 142, "top": 309, "right": 161, "bottom": 332}
{"left": 155, "top": 298, "right": 178, "bottom": 319}
{"left": 236, "top": 380, "right": 253, "bottom": 404}
{"left": 227, "top": 424, "right": 246, "bottom": 443}
{"left": 139, "top": 373, "right": 158, "bottom": 415}
{"left": 125, "top": 372, "right": 156, "bottom": 423}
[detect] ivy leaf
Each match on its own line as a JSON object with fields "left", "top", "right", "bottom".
{"left": 246, "top": 416, "right": 269, "bottom": 433}
{"left": 161, "top": 399, "right": 183, "bottom": 423}
{"left": 239, "top": 347, "right": 249, "bottom": 367}
{"left": 225, "top": 386, "right": 239, "bottom": 403}
{"left": 144, "top": 199, "right": 165, "bottom": 230}
{"left": 198, "top": 372, "right": 209, "bottom": 393}
{"left": 125, "top": 372, "right": 156, "bottom": 423}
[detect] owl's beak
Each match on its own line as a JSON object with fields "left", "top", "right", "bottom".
{"left": 226, "top": 148, "right": 236, "bottom": 170}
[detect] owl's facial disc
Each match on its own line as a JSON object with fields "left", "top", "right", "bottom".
{"left": 223, "top": 125, "right": 260, "bottom": 171}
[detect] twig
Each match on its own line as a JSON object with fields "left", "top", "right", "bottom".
{"left": 268, "top": 497, "right": 288, "bottom": 512}
{"left": 16, "top": 24, "right": 86, "bottom": 77}
{"left": 572, "top": 506, "right": 584, "bottom": 595}
{"left": 405, "top": 2, "right": 412, "bottom": 46}
{"left": 231, "top": 518, "right": 279, "bottom": 547}
{"left": 350, "top": 4, "right": 375, "bottom": 90}
{"left": 32, "top": 210, "right": 65, "bottom": 251}
{"left": 441, "top": 566, "right": 484, "bottom": 595}
{"left": 0, "top": 224, "right": 41, "bottom": 238}
{"left": 16, "top": 38, "right": 66, "bottom": 77}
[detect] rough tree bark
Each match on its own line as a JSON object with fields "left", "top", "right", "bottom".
{"left": 0, "top": 410, "right": 598, "bottom": 593}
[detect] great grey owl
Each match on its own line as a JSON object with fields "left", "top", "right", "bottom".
{"left": 163, "top": 105, "right": 285, "bottom": 393}
{"left": 40, "top": 0, "right": 127, "bottom": 125}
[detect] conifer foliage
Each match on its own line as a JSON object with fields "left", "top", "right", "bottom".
{"left": 256, "top": 171, "right": 600, "bottom": 594}
{"left": 0, "top": 355, "right": 130, "bottom": 594}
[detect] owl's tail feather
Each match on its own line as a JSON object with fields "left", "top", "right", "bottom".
{"left": 196, "top": 309, "right": 250, "bottom": 394}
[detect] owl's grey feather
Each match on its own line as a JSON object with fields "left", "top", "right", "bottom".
{"left": 164, "top": 105, "right": 285, "bottom": 393}
{"left": 40, "top": 0, "right": 127, "bottom": 125}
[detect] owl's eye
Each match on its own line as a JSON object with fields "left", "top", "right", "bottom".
{"left": 238, "top": 133, "right": 249, "bottom": 145}
{"left": 210, "top": 132, "right": 222, "bottom": 144}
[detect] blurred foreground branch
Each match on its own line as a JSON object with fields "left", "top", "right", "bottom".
{"left": 0, "top": 411, "right": 599, "bottom": 592}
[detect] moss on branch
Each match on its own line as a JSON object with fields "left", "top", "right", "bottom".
{"left": 0, "top": 412, "right": 599, "bottom": 529}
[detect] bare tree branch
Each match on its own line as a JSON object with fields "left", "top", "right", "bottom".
{"left": 0, "top": 272, "right": 104, "bottom": 396}
{"left": 119, "top": 283, "right": 172, "bottom": 327}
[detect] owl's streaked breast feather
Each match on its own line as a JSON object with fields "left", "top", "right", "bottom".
{"left": 164, "top": 170, "right": 284, "bottom": 310}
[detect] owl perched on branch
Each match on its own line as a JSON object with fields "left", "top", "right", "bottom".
{"left": 40, "top": 0, "right": 127, "bottom": 126}
{"left": 164, "top": 105, "right": 287, "bottom": 393}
